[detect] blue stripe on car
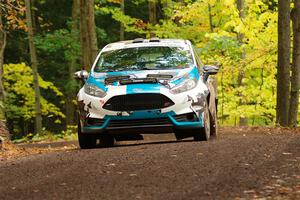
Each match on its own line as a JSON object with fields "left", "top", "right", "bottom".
{"left": 105, "top": 71, "right": 145, "bottom": 76}
{"left": 168, "top": 115, "right": 203, "bottom": 128}
{"left": 189, "top": 66, "right": 200, "bottom": 80}
{"left": 82, "top": 118, "right": 111, "bottom": 132}
{"left": 126, "top": 83, "right": 161, "bottom": 94}
{"left": 86, "top": 76, "right": 107, "bottom": 91}
{"left": 169, "top": 66, "right": 200, "bottom": 85}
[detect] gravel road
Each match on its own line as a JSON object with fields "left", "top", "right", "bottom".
{"left": 1, "top": 131, "right": 300, "bottom": 200}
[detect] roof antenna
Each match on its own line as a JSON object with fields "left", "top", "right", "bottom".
{"left": 149, "top": 37, "right": 160, "bottom": 42}
{"left": 132, "top": 38, "right": 144, "bottom": 43}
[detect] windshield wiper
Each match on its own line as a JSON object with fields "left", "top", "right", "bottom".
{"left": 147, "top": 74, "right": 173, "bottom": 79}
{"left": 140, "top": 67, "right": 159, "bottom": 70}
{"left": 119, "top": 78, "right": 158, "bottom": 85}
{"left": 105, "top": 75, "right": 130, "bottom": 84}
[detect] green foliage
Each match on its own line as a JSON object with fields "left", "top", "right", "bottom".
{"left": 34, "top": 25, "right": 81, "bottom": 95}
{"left": 35, "top": 27, "right": 80, "bottom": 63}
{"left": 3, "top": 63, "right": 65, "bottom": 134}
{"left": 99, "top": 6, "right": 147, "bottom": 35}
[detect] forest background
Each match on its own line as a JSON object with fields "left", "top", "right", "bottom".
{"left": 0, "top": 0, "right": 299, "bottom": 141}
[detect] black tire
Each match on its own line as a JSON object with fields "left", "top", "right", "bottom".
{"left": 99, "top": 135, "right": 115, "bottom": 148}
{"left": 210, "top": 101, "right": 218, "bottom": 139}
{"left": 78, "top": 121, "right": 97, "bottom": 149}
{"left": 194, "top": 104, "right": 210, "bottom": 141}
{"left": 174, "top": 131, "right": 193, "bottom": 140}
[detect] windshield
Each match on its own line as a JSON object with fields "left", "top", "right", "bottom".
{"left": 94, "top": 46, "right": 194, "bottom": 72}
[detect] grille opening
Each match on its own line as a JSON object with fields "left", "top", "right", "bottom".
{"left": 174, "top": 113, "right": 198, "bottom": 122}
{"left": 103, "top": 93, "right": 174, "bottom": 111}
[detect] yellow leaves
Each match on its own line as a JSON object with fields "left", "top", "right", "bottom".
{"left": 224, "top": 0, "right": 236, "bottom": 6}
{"left": 3, "top": 63, "right": 65, "bottom": 121}
{"left": 171, "top": 1, "right": 210, "bottom": 29}
{"left": 39, "top": 77, "right": 63, "bottom": 97}
{"left": 54, "top": 119, "right": 61, "bottom": 124}
{"left": 205, "top": 31, "right": 232, "bottom": 39}
{"left": 107, "top": 0, "right": 122, "bottom": 4}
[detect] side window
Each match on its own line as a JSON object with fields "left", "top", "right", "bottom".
{"left": 192, "top": 46, "right": 204, "bottom": 72}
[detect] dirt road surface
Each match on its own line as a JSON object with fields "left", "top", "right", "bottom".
{"left": 1, "top": 130, "right": 300, "bottom": 200}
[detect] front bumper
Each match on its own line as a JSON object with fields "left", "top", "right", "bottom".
{"left": 77, "top": 81, "right": 208, "bottom": 134}
{"left": 81, "top": 112, "right": 203, "bottom": 134}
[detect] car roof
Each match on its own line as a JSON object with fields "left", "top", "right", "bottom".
{"left": 102, "top": 38, "right": 192, "bottom": 52}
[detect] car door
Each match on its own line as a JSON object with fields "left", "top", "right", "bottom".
{"left": 192, "top": 46, "right": 218, "bottom": 116}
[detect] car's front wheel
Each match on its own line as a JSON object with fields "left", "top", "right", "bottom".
{"left": 194, "top": 104, "right": 210, "bottom": 141}
{"left": 78, "top": 121, "right": 97, "bottom": 149}
{"left": 99, "top": 135, "right": 115, "bottom": 148}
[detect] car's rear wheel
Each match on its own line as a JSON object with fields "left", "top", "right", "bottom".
{"left": 78, "top": 121, "right": 97, "bottom": 149}
{"left": 194, "top": 104, "right": 210, "bottom": 141}
{"left": 210, "top": 100, "right": 218, "bottom": 139}
{"left": 99, "top": 135, "right": 115, "bottom": 148}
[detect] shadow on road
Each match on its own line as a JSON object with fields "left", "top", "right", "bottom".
{"left": 17, "top": 134, "right": 199, "bottom": 151}
{"left": 105, "top": 138, "right": 195, "bottom": 149}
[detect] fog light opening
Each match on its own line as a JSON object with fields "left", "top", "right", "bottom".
{"left": 187, "top": 113, "right": 196, "bottom": 121}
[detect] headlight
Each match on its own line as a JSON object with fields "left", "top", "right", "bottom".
{"left": 84, "top": 83, "right": 106, "bottom": 97}
{"left": 170, "top": 79, "right": 197, "bottom": 94}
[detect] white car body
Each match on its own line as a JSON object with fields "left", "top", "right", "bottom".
{"left": 76, "top": 38, "right": 218, "bottom": 148}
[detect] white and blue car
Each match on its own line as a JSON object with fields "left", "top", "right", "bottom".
{"left": 74, "top": 38, "right": 218, "bottom": 149}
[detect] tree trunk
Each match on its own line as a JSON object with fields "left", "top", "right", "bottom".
{"left": 162, "top": 0, "right": 169, "bottom": 19}
{"left": 0, "top": 5, "right": 7, "bottom": 103}
{"left": 80, "top": 0, "right": 98, "bottom": 68}
{"left": 65, "top": 0, "right": 80, "bottom": 126}
{"left": 0, "top": 1, "right": 11, "bottom": 147}
{"left": 149, "top": 0, "right": 157, "bottom": 37}
{"left": 236, "top": 0, "right": 248, "bottom": 126}
{"left": 31, "top": 0, "right": 37, "bottom": 33}
{"left": 289, "top": 1, "right": 300, "bottom": 127}
{"left": 236, "top": 0, "right": 245, "bottom": 42}
{"left": 0, "top": 120, "right": 11, "bottom": 150}
{"left": 120, "top": 0, "right": 125, "bottom": 41}
{"left": 25, "top": 0, "right": 42, "bottom": 134}
{"left": 208, "top": 3, "right": 213, "bottom": 32}
{"left": 277, "top": 0, "right": 291, "bottom": 127}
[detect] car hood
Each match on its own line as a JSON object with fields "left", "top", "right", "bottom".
{"left": 86, "top": 67, "right": 200, "bottom": 92}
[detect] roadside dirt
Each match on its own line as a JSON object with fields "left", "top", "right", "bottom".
{"left": 1, "top": 127, "right": 300, "bottom": 200}
{"left": 0, "top": 141, "right": 77, "bottom": 161}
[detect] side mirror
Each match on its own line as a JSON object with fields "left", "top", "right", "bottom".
{"left": 74, "top": 70, "right": 89, "bottom": 80}
{"left": 203, "top": 65, "right": 219, "bottom": 75}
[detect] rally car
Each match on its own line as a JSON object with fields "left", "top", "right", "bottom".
{"left": 74, "top": 38, "right": 218, "bottom": 149}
